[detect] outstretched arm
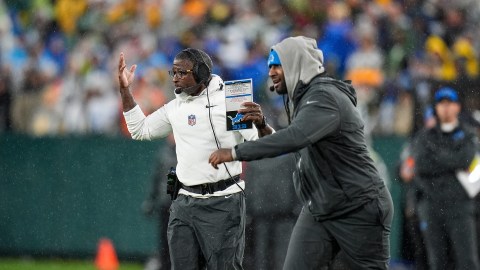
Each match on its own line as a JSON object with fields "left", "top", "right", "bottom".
{"left": 210, "top": 91, "right": 340, "bottom": 168}
{"left": 118, "top": 52, "right": 137, "bottom": 112}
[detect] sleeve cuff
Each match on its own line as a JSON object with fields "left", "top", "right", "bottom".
{"left": 231, "top": 147, "right": 238, "bottom": 160}
{"left": 123, "top": 104, "right": 142, "bottom": 117}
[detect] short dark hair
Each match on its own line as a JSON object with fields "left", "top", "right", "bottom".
{"left": 175, "top": 48, "right": 213, "bottom": 71}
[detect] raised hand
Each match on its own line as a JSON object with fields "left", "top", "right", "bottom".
{"left": 118, "top": 52, "right": 137, "bottom": 89}
{"left": 117, "top": 52, "right": 138, "bottom": 111}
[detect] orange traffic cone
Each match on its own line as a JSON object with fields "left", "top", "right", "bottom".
{"left": 95, "top": 238, "right": 119, "bottom": 270}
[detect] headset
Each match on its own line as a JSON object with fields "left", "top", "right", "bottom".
{"left": 182, "top": 48, "right": 212, "bottom": 85}
{"left": 174, "top": 49, "right": 212, "bottom": 95}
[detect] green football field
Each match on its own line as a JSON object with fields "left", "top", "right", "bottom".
{"left": 0, "top": 258, "right": 143, "bottom": 270}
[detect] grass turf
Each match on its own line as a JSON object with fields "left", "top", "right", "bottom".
{"left": 0, "top": 258, "right": 143, "bottom": 270}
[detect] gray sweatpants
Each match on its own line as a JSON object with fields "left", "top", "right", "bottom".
{"left": 283, "top": 186, "right": 393, "bottom": 270}
{"left": 167, "top": 193, "right": 246, "bottom": 270}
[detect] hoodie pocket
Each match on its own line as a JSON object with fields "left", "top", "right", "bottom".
{"left": 375, "top": 187, "right": 394, "bottom": 231}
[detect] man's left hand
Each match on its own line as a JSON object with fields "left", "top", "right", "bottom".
{"left": 239, "top": 102, "right": 265, "bottom": 128}
{"left": 209, "top": 148, "right": 234, "bottom": 169}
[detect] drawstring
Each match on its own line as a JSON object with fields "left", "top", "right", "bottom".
{"left": 283, "top": 94, "right": 291, "bottom": 125}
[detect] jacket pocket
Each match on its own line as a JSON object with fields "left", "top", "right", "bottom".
{"left": 376, "top": 188, "right": 394, "bottom": 231}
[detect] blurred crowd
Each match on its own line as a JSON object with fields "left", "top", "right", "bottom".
{"left": 0, "top": 0, "right": 480, "bottom": 138}
{"left": 2, "top": 1, "right": 480, "bottom": 268}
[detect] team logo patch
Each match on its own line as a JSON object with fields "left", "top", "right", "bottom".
{"left": 188, "top": 114, "right": 196, "bottom": 126}
{"left": 453, "top": 130, "right": 465, "bottom": 141}
{"left": 268, "top": 54, "right": 274, "bottom": 63}
{"left": 227, "top": 113, "right": 244, "bottom": 125}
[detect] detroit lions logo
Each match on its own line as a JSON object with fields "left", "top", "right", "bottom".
{"left": 227, "top": 113, "right": 244, "bottom": 125}
{"left": 268, "top": 54, "right": 274, "bottom": 64}
{"left": 452, "top": 130, "right": 465, "bottom": 141}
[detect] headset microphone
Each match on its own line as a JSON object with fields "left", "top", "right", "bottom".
{"left": 269, "top": 85, "right": 275, "bottom": 92}
{"left": 175, "top": 81, "right": 204, "bottom": 95}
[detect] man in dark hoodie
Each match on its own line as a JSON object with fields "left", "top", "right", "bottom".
{"left": 412, "top": 87, "right": 479, "bottom": 270}
{"left": 209, "top": 36, "right": 393, "bottom": 269}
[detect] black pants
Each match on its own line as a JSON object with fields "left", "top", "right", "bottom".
{"left": 167, "top": 193, "right": 245, "bottom": 270}
{"left": 283, "top": 187, "right": 393, "bottom": 270}
{"left": 417, "top": 199, "right": 479, "bottom": 270}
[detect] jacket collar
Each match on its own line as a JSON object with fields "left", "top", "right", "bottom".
{"left": 175, "top": 75, "right": 224, "bottom": 101}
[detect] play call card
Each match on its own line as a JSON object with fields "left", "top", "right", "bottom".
{"left": 224, "top": 79, "right": 253, "bottom": 131}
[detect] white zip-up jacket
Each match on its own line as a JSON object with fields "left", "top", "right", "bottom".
{"left": 123, "top": 75, "right": 260, "bottom": 197}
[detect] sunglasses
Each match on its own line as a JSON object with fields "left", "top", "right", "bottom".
{"left": 168, "top": 69, "right": 193, "bottom": 79}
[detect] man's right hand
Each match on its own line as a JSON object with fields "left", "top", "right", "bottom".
{"left": 118, "top": 52, "right": 137, "bottom": 89}
{"left": 118, "top": 52, "right": 138, "bottom": 112}
{"left": 209, "top": 148, "right": 234, "bottom": 169}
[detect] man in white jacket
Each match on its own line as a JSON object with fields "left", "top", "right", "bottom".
{"left": 118, "top": 48, "right": 273, "bottom": 269}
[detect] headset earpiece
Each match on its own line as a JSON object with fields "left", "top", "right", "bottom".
{"left": 196, "top": 62, "right": 210, "bottom": 83}
{"left": 183, "top": 48, "right": 211, "bottom": 84}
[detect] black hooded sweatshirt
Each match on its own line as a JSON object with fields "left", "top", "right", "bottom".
{"left": 412, "top": 122, "right": 477, "bottom": 204}
{"left": 234, "top": 36, "right": 386, "bottom": 220}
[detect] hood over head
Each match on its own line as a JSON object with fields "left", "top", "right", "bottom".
{"left": 271, "top": 36, "right": 325, "bottom": 100}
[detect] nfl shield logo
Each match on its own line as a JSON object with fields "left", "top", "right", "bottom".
{"left": 188, "top": 115, "right": 196, "bottom": 126}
